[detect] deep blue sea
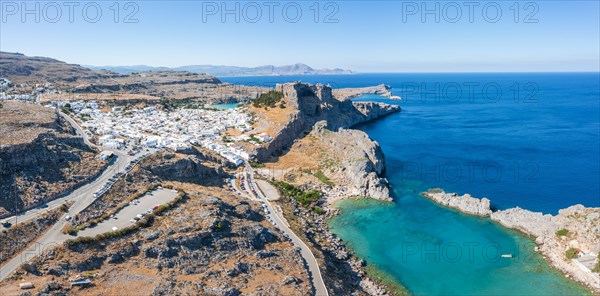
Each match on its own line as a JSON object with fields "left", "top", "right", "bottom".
{"left": 221, "top": 73, "right": 599, "bottom": 295}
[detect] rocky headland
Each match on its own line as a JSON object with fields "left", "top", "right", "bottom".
{"left": 422, "top": 190, "right": 492, "bottom": 216}
{"left": 332, "top": 84, "right": 400, "bottom": 100}
{"left": 422, "top": 189, "right": 600, "bottom": 293}
{"left": 246, "top": 82, "right": 405, "bottom": 294}
{"left": 249, "top": 82, "right": 399, "bottom": 202}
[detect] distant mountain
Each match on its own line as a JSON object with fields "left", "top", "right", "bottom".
{"left": 86, "top": 63, "right": 353, "bottom": 76}
{"left": 85, "top": 65, "right": 171, "bottom": 74}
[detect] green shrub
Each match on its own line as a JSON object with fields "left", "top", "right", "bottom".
{"left": 313, "top": 170, "right": 333, "bottom": 186}
{"left": 565, "top": 248, "right": 579, "bottom": 259}
{"left": 592, "top": 256, "right": 600, "bottom": 273}
{"left": 214, "top": 221, "right": 225, "bottom": 230}
{"left": 312, "top": 206, "right": 325, "bottom": 215}
{"left": 273, "top": 181, "right": 321, "bottom": 208}
{"left": 252, "top": 91, "right": 284, "bottom": 108}
{"left": 249, "top": 160, "right": 264, "bottom": 168}
{"left": 556, "top": 229, "right": 569, "bottom": 237}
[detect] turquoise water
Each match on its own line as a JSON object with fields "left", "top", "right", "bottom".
{"left": 221, "top": 73, "right": 599, "bottom": 295}
{"left": 329, "top": 192, "right": 590, "bottom": 295}
{"left": 209, "top": 103, "right": 238, "bottom": 109}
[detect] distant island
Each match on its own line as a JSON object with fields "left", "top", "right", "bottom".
{"left": 85, "top": 63, "right": 353, "bottom": 76}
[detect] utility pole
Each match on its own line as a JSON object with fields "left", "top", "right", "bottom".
{"left": 13, "top": 185, "right": 18, "bottom": 226}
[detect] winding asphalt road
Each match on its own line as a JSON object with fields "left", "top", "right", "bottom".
{"left": 243, "top": 162, "right": 329, "bottom": 296}
{"left": 1, "top": 112, "right": 129, "bottom": 226}
{"left": 0, "top": 113, "right": 143, "bottom": 282}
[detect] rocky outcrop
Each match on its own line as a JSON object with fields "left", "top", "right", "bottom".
{"left": 353, "top": 101, "right": 401, "bottom": 121}
{"left": 311, "top": 121, "right": 391, "bottom": 201}
{"left": 332, "top": 84, "right": 399, "bottom": 100}
{"left": 492, "top": 205, "right": 600, "bottom": 292}
{"left": 422, "top": 189, "right": 600, "bottom": 292}
{"left": 253, "top": 83, "right": 398, "bottom": 201}
{"left": 255, "top": 82, "right": 400, "bottom": 161}
{"left": 150, "top": 154, "right": 226, "bottom": 182}
{"left": 492, "top": 205, "right": 600, "bottom": 254}
{"left": 422, "top": 189, "right": 492, "bottom": 216}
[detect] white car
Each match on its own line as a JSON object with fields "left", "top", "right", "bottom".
{"left": 64, "top": 215, "right": 71, "bottom": 221}
{"left": 112, "top": 227, "right": 119, "bottom": 231}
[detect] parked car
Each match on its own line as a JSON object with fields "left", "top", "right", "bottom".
{"left": 65, "top": 215, "right": 71, "bottom": 221}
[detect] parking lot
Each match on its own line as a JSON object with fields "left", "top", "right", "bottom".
{"left": 78, "top": 188, "right": 179, "bottom": 237}
{"left": 92, "top": 150, "right": 154, "bottom": 199}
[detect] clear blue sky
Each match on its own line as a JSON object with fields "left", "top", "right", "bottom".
{"left": 1, "top": 1, "right": 599, "bottom": 72}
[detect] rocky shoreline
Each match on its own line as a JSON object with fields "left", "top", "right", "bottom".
{"left": 332, "top": 84, "right": 401, "bottom": 101}
{"left": 269, "top": 183, "right": 401, "bottom": 295}
{"left": 422, "top": 189, "right": 600, "bottom": 293}
{"left": 252, "top": 82, "right": 406, "bottom": 294}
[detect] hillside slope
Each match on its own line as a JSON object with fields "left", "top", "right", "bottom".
{"left": 0, "top": 51, "right": 114, "bottom": 84}
{"left": 0, "top": 101, "right": 105, "bottom": 216}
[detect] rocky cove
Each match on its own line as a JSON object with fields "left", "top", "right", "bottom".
{"left": 216, "top": 73, "right": 600, "bottom": 295}
{"left": 255, "top": 82, "right": 599, "bottom": 295}
{"left": 422, "top": 189, "right": 600, "bottom": 293}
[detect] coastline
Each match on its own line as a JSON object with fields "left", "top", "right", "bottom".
{"left": 244, "top": 80, "right": 598, "bottom": 295}
{"left": 422, "top": 189, "right": 600, "bottom": 294}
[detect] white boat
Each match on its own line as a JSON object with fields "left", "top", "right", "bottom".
{"left": 501, "top": 254, "right": 513, "bottom": 258}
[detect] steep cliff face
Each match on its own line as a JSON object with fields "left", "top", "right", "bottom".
{"left": 0, "top": 102, "right": 105, "bottom": 216}
{"left": 310, "top": 121, "right": 391, "bottom": 201}
{"left": 255, "top": 82, "right": 399, "bottom": 161}
{"left": 150, "top": 154, "right": 226, "bottom": 182}
{"left": 255, "top": 83, "right": 399, "bottom": 201}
